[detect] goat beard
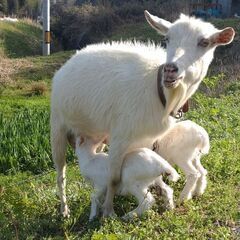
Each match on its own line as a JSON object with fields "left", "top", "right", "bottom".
{"left": 163, "top": 82, "right": 187, "bottom": 120}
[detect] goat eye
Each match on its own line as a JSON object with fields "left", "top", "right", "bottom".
{"left": 198, "top": 38, "right": 210, "bottom": 47}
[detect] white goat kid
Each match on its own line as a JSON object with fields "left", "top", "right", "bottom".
{"left": 75, "top": 137, "right": 179, "bottom": 220}
{"left": 50, "top": 10, "right": 234, "bottom": 217}
{"left": 153, "top": 120, "right": 210, "bottom": 201}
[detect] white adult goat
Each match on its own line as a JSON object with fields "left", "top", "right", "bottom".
{"left": 75, "top": 136, "right": 179, "bottom": 220}
{"left": 153, "top": 120, "right": 210, "bottom": 201}
{"left": 51, "top": 11, "right": 235, "bottom": 217}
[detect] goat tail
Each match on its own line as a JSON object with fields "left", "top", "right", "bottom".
{"left": 199, "top": 130, "right": 210, "bottom": 155}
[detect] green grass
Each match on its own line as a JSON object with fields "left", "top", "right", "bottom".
{"left": 0, "top": 96, "right": 76, "bottom": 174}
{"left": 107, "top": 22, "right": 162, "bottom": 43}
{"left": 0, "top": 19, "right": 73, "bottom": 96}
{"left": 0, "top": 51, "right": 73, "bottom": 96}
{"left": 0, "top": 107, "right": 51, "bottom": 174}
{"left": 0, "top": 20, "right": 42, "bottom": 58}
{"left": 108, "top": 18, "right": 240, "bottom": 45}
{"left": 13, "top": 51, "right": 74, "bottom": 83}
{"left": 0, "top": 91, "right": 239, "bottom": 239}
{"left": 0, "top": 96, "right": 49, "bottom": 114}
{"left": 0, "top": 16, "right": 239, "bottom": 240}
{"left": 210, "top": 18, "right": 240, "bottom": 34}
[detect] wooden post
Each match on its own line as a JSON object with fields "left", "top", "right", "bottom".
{"left": 42, "top": 0, "right": 50, "bottom": 56}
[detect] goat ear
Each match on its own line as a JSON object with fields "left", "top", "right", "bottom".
{"left": 144, "top": 10, "right": 171, "bottom": 36}
{"left": 209, "top": 27, "right": 235, "bottom": 46}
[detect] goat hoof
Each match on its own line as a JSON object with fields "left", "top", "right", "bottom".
{"left": 180, "top": 193, "right": 192, "bottom": 202}
{"left": 193, "top": 189, "right": 205, "bottom": 197}
{"left": 122, "top": 212, "right": 138, "bottom": 221}
{"left": 165, "top": 203, "right": 175, "bottom": 210}
{"left": 102, "top": 208, "right": 116, "bottom": 218}
{"left": 61, "top": 206, "right": 70, "bottom": 218}
{"left": 89, "top": 215, "right": 97, "bottom": 222}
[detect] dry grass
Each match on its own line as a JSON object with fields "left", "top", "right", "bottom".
{"left": 0, "top": 56, "right": 33, "bottom": 84}
{"left": 0, "top": 20, "right": 42, "bottom": 58}
{"left": 28, "top": 82, "right": 48, "bottom": 96}
{"left": 20, "top": 18, "right": 42, "bottom": 29}
{"left": 0, "top": 19, "right": 41, "bottom": 85}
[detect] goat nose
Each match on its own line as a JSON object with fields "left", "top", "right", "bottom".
{"left": 163, "top": 63, "right": 178, "bottom": 73}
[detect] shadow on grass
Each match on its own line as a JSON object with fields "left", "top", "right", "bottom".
{"left": 67, "top": 195, "right": 139, "bottom": 237}
{"left": 69, "top": 192, "right": 170, "bottom": 238}
{"left": 72, "top": 206, "right": 102, "bottom": 237}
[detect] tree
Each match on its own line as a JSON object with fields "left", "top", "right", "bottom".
{"left": 24, "top": 0, "right": 39, "bottom": 18}
{"left": 7, "top": 0, "right": 18, "bottom": 15}
{"left": 0, "top": 0, "right": 8, "bottom": 14}
{"left": 18, "top": 0, "right": 26, "bottom": 8}
{"left": 13, "top": 0, "right": 19, "bottom": 15}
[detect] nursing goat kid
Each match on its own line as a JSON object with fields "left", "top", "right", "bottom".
{"left": 75, "top": 136, "right": 179, "bottom": 220}
{"left": 50, "top": 10, "right": 235, "bottom": 217}
{"left": 153, "top": 120, "right": 210, "bottom": 201}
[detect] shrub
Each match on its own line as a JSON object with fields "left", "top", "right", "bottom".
{"left": 51, "top": 3, "right": 119, "bottom": 50}
{"left": 114, "top": 1, "right": 145, "bottom": 22}
{"left": 29, "top": 82, "right": 47, "bottom": 96}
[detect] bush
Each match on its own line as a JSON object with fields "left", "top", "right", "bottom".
{"left": 29, "top": 82, "right": 48, "bottom": 96}
{"left": 114, "top": 1, "right": 145, "bottom": 22}
{"left": 51, "top": 3, "right": 119, "bottom": 50}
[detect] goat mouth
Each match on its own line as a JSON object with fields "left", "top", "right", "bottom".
{"left": 164, "top": 76, "right": 183, "bottom": 88}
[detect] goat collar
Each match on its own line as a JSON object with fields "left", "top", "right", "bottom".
{"left": 157, "top": 65, "right": 189, "bottom": 119}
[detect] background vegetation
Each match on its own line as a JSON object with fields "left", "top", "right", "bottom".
{"left": 0, "top": 2, "right": 239, "bottom": 239}
{"left": 0, "top": 0, "right": 40, "bottom": 19}
{"left": 51, "top": 0, "right": 189, "bottom": 50}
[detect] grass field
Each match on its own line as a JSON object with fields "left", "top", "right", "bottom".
{"left": 0, "top": 19, "right": 239, "bottom": 239}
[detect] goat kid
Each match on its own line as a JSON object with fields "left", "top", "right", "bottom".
{"left": 75, "top": 137, "right": 180, "bottom": 220}
{"left": 153, "top": 120, "right": 210, "bottom": 201}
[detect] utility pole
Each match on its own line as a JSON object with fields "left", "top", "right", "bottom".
{"left": 42, "top": 0, "right": 50, "bottom": 56}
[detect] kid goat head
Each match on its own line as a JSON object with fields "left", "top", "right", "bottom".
{"left": 145, "top": 11, "right": 235, "bottom": 116}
